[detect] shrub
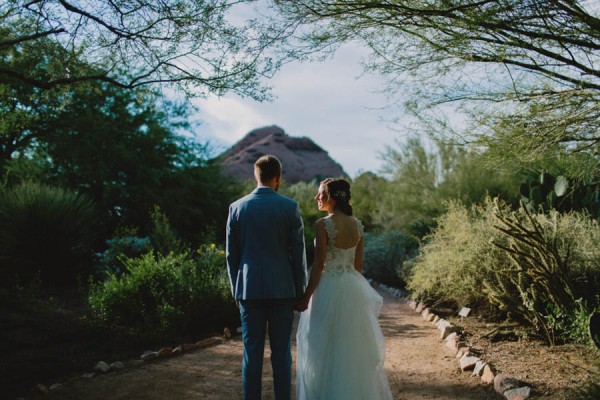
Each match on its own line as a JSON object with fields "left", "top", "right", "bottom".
{"left": 363, "top": 230, "right": 419, "bottom": 287}
{"left": 0, "top": 181, "right": 98, "bottom": 288}
{"left": 492, "top": 203, "right": 600, "bottom": 344}
{"left": 408, "top": 197, "right": 600, "bottom": 345}
{"left": 148, "top": 204, "right": 185, "bottom": 255}
{"left": 95, "top": 206, "right": 185, "bottom": 278}
{"left": 88, "top": 245, "right": 237, "bottom": 339}
{"left": 94, "top": 230, "right": 152, "bottom": 278}
{"left": 407, "top": 199, "right": 510, "bottom": 307}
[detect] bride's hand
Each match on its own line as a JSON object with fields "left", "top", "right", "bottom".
{"left": 295, "top": 296, "right": 310, "bottom": 312}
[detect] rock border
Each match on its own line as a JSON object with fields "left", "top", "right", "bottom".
{"left": 29, "top": 334, "right": 228, "bottom": 397}
{"left": 377, "top": 283, "right": 534, "bottom": 400}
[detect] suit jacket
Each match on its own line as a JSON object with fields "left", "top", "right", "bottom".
{"left": 226, "top": 187, "right": 308, "bottom": 300}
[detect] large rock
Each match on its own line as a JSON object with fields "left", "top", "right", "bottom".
{"left": 93, "top": 361, "right": 111, "bottom": 373}
{"left": 459, "top": 355, "right": 480, "bottom": 371}
{"left": 218, "top": 126, "right": 347, "bottom": 183}
{"left": 494, "top": 374, "right": 521, "bottom": 394}
{"left": 504, "top": 386, "right": 531, "bottom": 400}
{"left": 481, "top": 364, "right": 495, "bottom": 384}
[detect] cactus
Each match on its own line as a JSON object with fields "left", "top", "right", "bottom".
{"left": 493, "top": 200, "right": 577, "bottom": 345}
{"left": 519, "top": 171, "right": 600, "bottom": 219}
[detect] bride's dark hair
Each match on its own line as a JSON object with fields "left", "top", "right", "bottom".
{"left": 322, "top": 178, "right": 353, "bottom": 216}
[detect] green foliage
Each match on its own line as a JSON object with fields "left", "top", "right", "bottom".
{"left": 493, "top": 203, "right": 600, "bottom": 345}
{"left": 476, "top": 91, "right": 600, "bottom": 182}
{"left": 88, "top": 246, "right": 235, "bottom": 339}
{"left": 94, "top": 226, "right": 152, "bottom": 278}
{"left": 0, "top": 181, "right": 98, "bottom": 287}
{"left": 351, "top": 172, "right": 389, "bottom": 233}
{"left": 149, "top": 205, "right": 184, "bottom": 255}
{"left": 1, "top": 53, "right": 239, "bottom": 247}
{"left": 270, "top": 1, "right": 600, "bottom": 176}
{"left": 1, "top": 2, "right": 275, "bottom": 98}
{"left": 160, "top": 163, "right": 243, "bottom": 245}
{"left": 280, "top": 180, "right": 322, "bottom": 259}
{"left": 407, "top": 199, "right": 509, "bottom": 307}
{"left": 520, "top": 171, "right": 600, "bottom": 219}
{"left": 545, "top": 299, "right": 599, "bottom": 346}
{"left": 379, "top": 136, "right": 521, "bottom": 237}
{"left": 1, "top": 157, "right": 49, "bottom": 185}
{"left": 363, "top": 231, "right": 419, "bottom": 287}
{"left": 36, "top": 82, "right": 190, "bottom": 235}
{"left": 408, "top": 197, "right": 600, "bottom": 345}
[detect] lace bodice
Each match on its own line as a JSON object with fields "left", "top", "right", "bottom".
{"left": 322, "top": 216, "right": 363, "bottom": 276}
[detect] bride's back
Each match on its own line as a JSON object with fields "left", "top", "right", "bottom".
{"left": 327, "top": 214, "right": 360, "bottom": 249}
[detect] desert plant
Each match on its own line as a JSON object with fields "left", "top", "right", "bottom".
{"left": 0, "top": 181, "right": 98, "bottom": 288}
{"left": 88, "top": 246, "right": 236, "bottom": 339}
{"left": 94, "top": 226, "right": 152, "bottom": 278}
{"left": 493, "top": 201, "right": 600, "bottom": 345}
{"left": 148, "top": 205, "right": 185, "bottom": 256}
{"left": 363, "top": 231, "right": 419, "bottom": 287}
{"left": 519, "top": 171, "right": 600, "bottom": 218}
{"left": 407, "top": 199, "right": 510, "bottom": 307}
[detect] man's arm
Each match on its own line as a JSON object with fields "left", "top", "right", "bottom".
{"left": 290, "top": 202, "right": 308, "bottom": 297}
{"left": 225, "top": 205, "right": 240, "bottom": 299}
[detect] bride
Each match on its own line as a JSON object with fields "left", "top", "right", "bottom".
{"left": 294, "top": 178, "right": 393, "bottom": 400}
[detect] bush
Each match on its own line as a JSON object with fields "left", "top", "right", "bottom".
{"left": 148, "top": 204, "right": 185, "bottom": 255}
{"left": 363, "top": 230, "right": 419, "bottom": 287}
{"left": 88, "top": 245, "right": 237, "bottom": 339}
{"left": 408, "top": 197, "right": 600, "bottom": 345}
{"left": 95, "top": 206, "right": 185, "bottom": 278}
{"left": 492, "top": 203, "right": 600, "bottom": 344}
{"left": 0, "top": 181, "right": 98, "bottom": 288}
{"left": 94, "top": 230, "right": 152, "bottom": 278}
{"left": 407, "top": 199, "right": 510, "bottom": 307}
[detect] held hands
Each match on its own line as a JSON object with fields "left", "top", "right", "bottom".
{"left": 294, "top": 295, "right": 310, "bottom": 312}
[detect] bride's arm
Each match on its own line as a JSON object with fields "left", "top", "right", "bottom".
{"left": 354, "top": 235, "right": 364, "bottom": 273}
{"left": 295, "top": 219, "right": 327, "bottom": 311}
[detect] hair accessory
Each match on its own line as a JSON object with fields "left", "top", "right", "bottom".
{"left": 332, "top": 190, "right": 348, "bottom": 200}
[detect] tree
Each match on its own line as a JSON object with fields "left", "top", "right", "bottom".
{"left": 0, "top": 51, "right": 238, "bottom": 245}
{"left": 0, "top": 0, "right": 276, "bottom": 98}
{"left": 378, "top": 136, "right": 521, "bottom": 236}
{"left": 269, "top": 1, "right": 600, "bottom": 177}
{"left": 351, "top": 171, "right": 388, "bottom": 232}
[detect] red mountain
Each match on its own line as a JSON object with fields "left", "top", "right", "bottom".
{"left": 218, "top": 126, "right": 347, "bottom": 183}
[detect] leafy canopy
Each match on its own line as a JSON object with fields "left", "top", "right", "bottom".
{"left": 0, "top": 0, "right": 278, "bottom": 98}
{"left": 268, "top": 1, "right": 600, "bottom": 178}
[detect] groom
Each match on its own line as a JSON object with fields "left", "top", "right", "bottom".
{"left": 226, "top": 154, "right": 308, "bottom": 400}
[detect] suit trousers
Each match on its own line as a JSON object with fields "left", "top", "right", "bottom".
{"left": 239, "top": 298, "right": 295, "bottom": 400}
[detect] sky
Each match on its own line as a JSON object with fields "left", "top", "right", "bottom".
{"left": 184, "top": 1, "right": 600, "bottom": 179}
{"left": 190, "top": 44, "right": 408, "bottom": 178}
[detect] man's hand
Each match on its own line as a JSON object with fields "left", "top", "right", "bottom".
{"left": 294, "top": 296, "right": 309, "bottom": 312}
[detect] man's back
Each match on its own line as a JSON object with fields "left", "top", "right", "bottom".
{"left": 226, "top": 187, "right": 307, "bottom": 300}
{"left": 226, "top": 154, "right": 307, "bottom": 400}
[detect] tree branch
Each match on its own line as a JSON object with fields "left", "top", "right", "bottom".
{"left": 0, "top": 28, "right": 66, "bottom": 47}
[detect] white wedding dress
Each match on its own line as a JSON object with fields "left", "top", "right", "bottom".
{"left": 296, "top": 216, "right": 393, "bottom": 400}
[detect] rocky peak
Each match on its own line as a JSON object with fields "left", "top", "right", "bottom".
{"left": 218, "top": 125, "right": 346, "bottom": 183}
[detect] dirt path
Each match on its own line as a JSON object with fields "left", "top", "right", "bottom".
{"left": 44, "top": 291, "right": 500, "bottom": 400}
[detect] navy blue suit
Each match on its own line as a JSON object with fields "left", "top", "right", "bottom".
{"left": 226, "top": 187, "right": 308, "bottom": 400}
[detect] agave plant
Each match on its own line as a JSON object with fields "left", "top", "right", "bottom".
{"left": 0, "top": 181, "right": 99, "bottom": 288}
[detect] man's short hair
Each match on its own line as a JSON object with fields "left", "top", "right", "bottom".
{"left": 254, "top": 155, "right": 282, "bottom": 182}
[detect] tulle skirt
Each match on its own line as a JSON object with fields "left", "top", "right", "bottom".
{"left": 296, "top": 269, "right": 393, "bottom": 400}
